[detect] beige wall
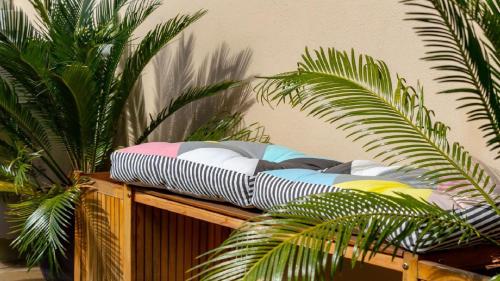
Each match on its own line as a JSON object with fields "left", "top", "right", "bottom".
{"left": 133, "top": 0, "right": 499, "bottom": 168}
{"left": 135, "top": 0, "right": 500, "bottom": 167}
{"left": 14, "top": 0, "right": 499, "bottom": 167}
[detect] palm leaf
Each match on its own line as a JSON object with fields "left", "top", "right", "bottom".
{"left": 0, "top": 1, "right": 39, "bottom": 49}
{"left": 196, "top": 191, "right": 494, "bottom": 280}
{"left": 135, "top": 81, "right": 239, "bottom": 144}
{"left": 402, "top": 0, "right": 500, "bottom": 158}
{"left": 52, "top": 63, "right": 100, "bottom": 171}
{"left": 0, "top": 78, "right": 52, "bottom": 152}
{"left": 0, "top": 76, "right": 69, "bottom": 184}
{"left": 8, "top": 185, "right": 81, "bottom": 272}
{"left": 94, "top": 0, "right": 128, "bottom": 28}
{"left": 257, "top": 48, "right": 499, "bottom": 215}
{"left": 0, "top": 181, "right": 16, "bottom": 193}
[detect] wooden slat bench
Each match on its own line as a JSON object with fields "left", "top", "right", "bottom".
{"left": 74, "top": 173, "right": 498, "bottom": 281}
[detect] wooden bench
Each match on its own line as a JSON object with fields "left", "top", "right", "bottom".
{"left": 74, "top": 173, "right": 498, "bottom": 281}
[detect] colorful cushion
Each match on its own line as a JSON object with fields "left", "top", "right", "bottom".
{"left": 251, "top": 160, "right": 500, "bottom": 253}
{"left": 110, "top": 141, "right": 339, "bottom": 207}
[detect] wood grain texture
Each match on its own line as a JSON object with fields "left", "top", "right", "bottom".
{"left": 131, "top": 203, "right": 232, "bottom": 281}
{"left": 417, "top": 261, "right": 490, "bottom": 281}
{"left": 75, "top": 176, "right": 492, "bottom": 281}
{"left": 74, "top": 182, "right": 124, "bottom": 281}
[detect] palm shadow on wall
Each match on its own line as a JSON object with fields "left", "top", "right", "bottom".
{"left": 118, "top": 34, "right": 254, "bottom": 145}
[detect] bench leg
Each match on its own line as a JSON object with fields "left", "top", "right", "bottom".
{"left": 122, "top": 185, "right": 133, "bottom": 281}
{"left": 402, "top": 252, "right": 419, "bottom": 281}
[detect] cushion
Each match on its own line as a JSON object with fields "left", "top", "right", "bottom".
{"left": 251, "top": 160, "right": 500, "bottom": 253}
{"left": 110, "top": 141, "right": 339, "bottom": 207}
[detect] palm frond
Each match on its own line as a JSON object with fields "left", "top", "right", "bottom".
{"left": 257, "top": 48, "right": 499, "bottom": 215}
{"left": 186, "top": 113, "right": 270, "bottom": 143}
{"left": 8, "top": 185, "right": 81, "bottom": 272}
{"left": 0, "top": 1, "right": 39, "bottom": 49}
{"left": 0, "top": 77, "right": 52, "bottom": 152}
{"left": 0, "top": 181, "right": 16, "bottom": 193}
{"left": 28, "top": 0, "right": 52, "bottom": 28}
{"left": 94, "top": 0, "right": 128, "bottom": 27}
{"left": 52, "top": 63, "right": 101, "bottom": 171}
{"left": 402, "top": 0, "right": 500, "bottom": 158}
{"left": 136, "top": 81, "right": 239, "bottom": 144}
{"left": 120, "top": 0, "right": 162, "bottom": 32}
{"left": 196, "top": 191, "right": 493, "bottom": 280}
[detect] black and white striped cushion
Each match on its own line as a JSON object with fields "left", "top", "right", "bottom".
{"left": 401, "top": 203, "right": 500, "bottom": 253}
{"left": 251, "top": 172, "right": 341, "bottom": 210}
{"left": 252, "top": 172, "right": 500, "bottom": 253}
{"left": 111, "top": 152, "right": 255, "bottom": 207}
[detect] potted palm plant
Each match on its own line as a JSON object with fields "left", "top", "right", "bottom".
{"left": 198, "top": 0, "right": 499, "bottom": 279}
{"left": 0, "top": 0, "right": 264, "bottom": 279}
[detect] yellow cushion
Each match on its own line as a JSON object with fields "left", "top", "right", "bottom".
{"left": 334, "top": 180, "right": 433, "bottom": 200}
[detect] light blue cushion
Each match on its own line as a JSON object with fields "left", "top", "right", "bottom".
{"left": 264, "top": 169, "right": 337, "bottom": 185}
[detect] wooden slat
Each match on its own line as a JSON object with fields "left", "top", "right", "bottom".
{"left": 135, "top": 204, "right": 145, "bottom": 281}
{"left": 184, "top": 216, "right": 193, "bottom": 280}
{"left": 146, "top": 206, "right": 154, "bottom": 281}
{"left": 88, "top": 178, "right": 124, "bottom": 199}
{"left": 91, "top": 191, "right": 98, "bottom": 281}
{"left": 191, "top": 219, "right": 201, "bottom": 279}
{"left": 417, "top": 261, "right": 489, "bottom": 281}
{"left": 198, "top": 221, "right": 209, "bottom": 269}
{"left": 139, "top": 189, "right": 259, "bottom": 220}
{"left": 134, "top": 193, "right": 246, "bottom": 229}
{"left": 176, "top": 214, "right": 185, "bottom": 281}
{"left": 167, "top": 212, "right": 176, "bottom": 281}
{"left": 160, "top": 211, "right": 169, "bottom": 280}
{"left": 153, "top": 208, "right": 162, "bottom": 281}
{"left": 124, "top": 185, "right": 133, "bottom": 281}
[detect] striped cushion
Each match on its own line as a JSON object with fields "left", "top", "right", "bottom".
{"left": 111, "top": 152, "right": 255, "bottom": 206}
{"left": 252, "top": 171, "right": 500, "bottom": 253}
{"left": 252, "top": 172, "right": 341, "bottom": 210}
{"left": 110, "top": 141, "right": 339, "bottom": 207}
{"left": 401, "top": 203, "right": 500, "bottom": 253}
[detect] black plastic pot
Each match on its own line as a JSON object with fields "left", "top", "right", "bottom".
{"left": 40, "top": 214, "right": 74, "bottom": 281}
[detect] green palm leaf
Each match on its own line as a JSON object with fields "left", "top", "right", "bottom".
{"left": 0, "top": 0, "right": 245, "bottom": 275}
{"left": 257, "top": 48, "right": 499, "bottom": 215}
{"left": 402, "top": 0, "right": 500, "bottom": 158}
{"left": 95, "top": 0, "right": 128, "bottom": 27}
{"left": 8, "top": 185, "right": 81, "bottom": 272}
{"left": 136, "top": 81, "right": 240, "bottom": 144}
{"left": 0, "top": 181, "right": 16, "bottom": 193}
{"left": 0, "top": 1, "right": 39, "bottom": 49}
{"left": 0, "top": 78, "right": 53, "bottom": 152}
{"left": 196, "top": 191, "right": 493, "bottom": 280}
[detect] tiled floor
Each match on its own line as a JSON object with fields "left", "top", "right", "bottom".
{"left": 0, "top": 261, "right": 44, "bottom": 281}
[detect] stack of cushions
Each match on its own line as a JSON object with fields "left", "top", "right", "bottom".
{"left": 110, "top": 141, "right": 499, "bottom": 253}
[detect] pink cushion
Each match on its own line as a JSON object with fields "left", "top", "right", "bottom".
{"left": 117, "top": 142, "right": 181, "bottom": 158}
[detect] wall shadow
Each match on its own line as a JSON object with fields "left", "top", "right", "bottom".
{"left": 118, "top": 33, "right": 254, "bottom": 145}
